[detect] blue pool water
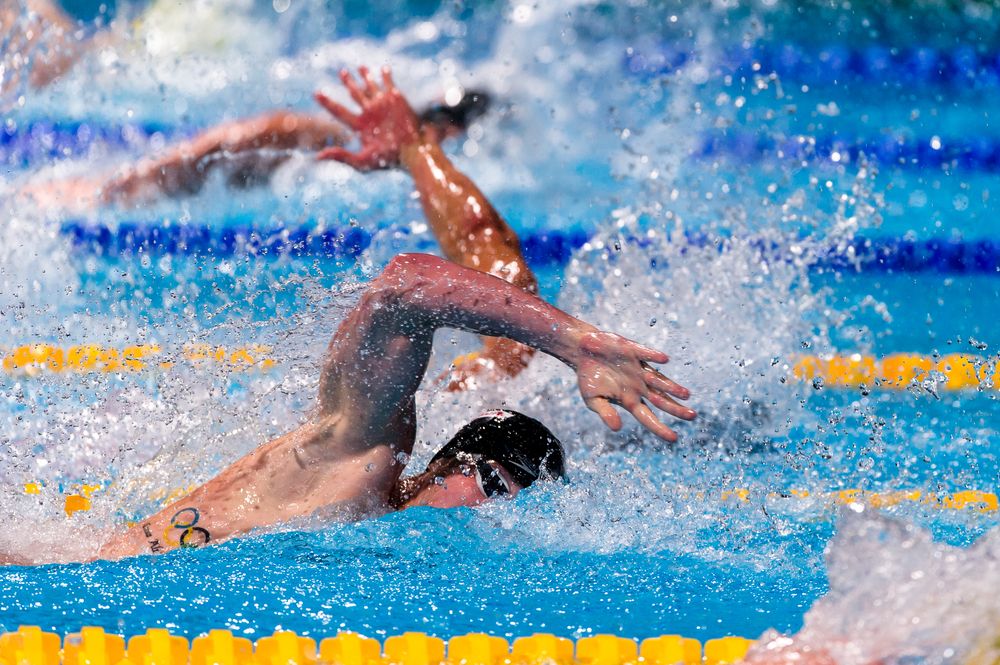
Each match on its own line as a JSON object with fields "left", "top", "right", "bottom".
{"left": 1, "top": 1, "right": 998, "bottom": 659}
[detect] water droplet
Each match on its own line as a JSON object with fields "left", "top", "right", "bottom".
{"left": 365, "top": 463, "right": 376, "bottom": 472}
{"left": 812, "top": 377, "right": 824, "bottom": 390}
{"left": 648, "top": 317, "right": 657, "bottom": 327}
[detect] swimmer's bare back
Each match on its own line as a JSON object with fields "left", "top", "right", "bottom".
{"left": 96, "top": 253, "right": 696, "bottom": 561}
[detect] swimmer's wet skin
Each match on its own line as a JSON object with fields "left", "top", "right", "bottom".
{"left": 92, "top": 253, "right": 694, "bottom": 561}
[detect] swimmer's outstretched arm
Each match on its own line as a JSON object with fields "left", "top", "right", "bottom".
{"left": 315, "top": 66, "right": 537, "bottom": 389}
{"left": 100, "top": 112, "right": 348, "bottom": 204}
{"left": 319, "top": 253, "right": 696, "bottom": 443}
{"left": 94, "top": 254, "right": 693, "bottom": 563}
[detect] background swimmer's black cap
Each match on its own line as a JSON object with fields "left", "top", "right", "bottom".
{"left": 429, "top": 410, "right": 565, "bottom": 488}
{"left": 419, "top": 90, "right": 492, "bottom": 130}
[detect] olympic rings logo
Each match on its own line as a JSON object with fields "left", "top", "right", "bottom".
{"left": 163, "top": 507, "right": 211, "bottom": 548}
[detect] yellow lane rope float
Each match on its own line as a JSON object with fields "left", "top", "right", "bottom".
{"left": 1, "top": 345, "right": 997, "bottom": 391}
{"left": 792, "top": 353, "right": 998, "bottom": 390}
{"left": 26, "top": 483, "right": 997, "bottom": 518}
{"left": 0, "top": 344, "right": 276, "bottom": 375}
{"left": 0, "top": 627, "right": 754, "bottom": 665}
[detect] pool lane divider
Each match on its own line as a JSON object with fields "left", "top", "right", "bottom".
{"left": 0, "top": 627, "right": 756, "bottom": 665}
{"left": 625, "top": 42, "right": 1000, "bottom": 88}
{"left": 27, "top": 481, "right": 1000, "bottom": 519}
{"left": 58, "top": 221, "right": 1000, "bottom": 273}
{"left": 2, "top": 345, "right": 996, "bottom": 393}
{"left": 0, "top": 343, "right": 275, "bottom": 375}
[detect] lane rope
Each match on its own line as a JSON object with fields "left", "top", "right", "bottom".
{"left": 625, "top": 42, "right": 1000, "bottom": 88}
{"left": 0, "top": 627, "right": 753, "bottom": 665}
{"left": 42, "top": 483, "right": 998, "bottom": 518}
{"left": 2, "top": 346, "right": 996, "bottom": 392}
{"left": 7, "top": 120, "right": 1000, "bottom": 171}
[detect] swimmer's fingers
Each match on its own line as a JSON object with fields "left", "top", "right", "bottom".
{"left": 629, "top": 341, "right": 669, "bottom": 365}
{"left": 314, "top": 92, "right": 360, "bottom": 129}
{"left": 359, "top": 66, "right": 381, "bottom": 97}
{"left": 627, "top": 401, "right": 678, "bottom": 443}
{"left": 585, "top": 396, "right": 623, "bottom": 432}
{"left": 381, "top": 66, "right": 396, "bottom": 90}
{"left": 643, "top": 390, "right": 697, "bottom": 422}
{"left": 340, "top": 68, "right": 368, "bottom": 105}
{"left": 643, "top": 367, "right": 691, "bottom": 400}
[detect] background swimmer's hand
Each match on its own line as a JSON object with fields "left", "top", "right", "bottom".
{"left": 574, "top": 332, "right": 695, "bottom": 442}
{"left": 315, "top": 66, "right": 421, "bottom": 171}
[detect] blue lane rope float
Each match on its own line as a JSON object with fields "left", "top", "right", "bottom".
{"left": 59, "top": 221, "right": 1000, "bottom": 273}
{"left": 0, "top": 627, "right": 756, "bottom": 665}
{"left": 60, "top": 220, "right": 373, "bottom": 260}
{"left": 6, "top": 120, "right": 1000, "bottom": 171}
{"left": 625, "top": 42, "right": 1000, "bottom": 87}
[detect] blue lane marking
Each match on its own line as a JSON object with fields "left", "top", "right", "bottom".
{"left": 625, "top": 42, "right": 1000, "bottom": 87}
{"left": 695, "top": 131, "right": 1000, "bottom": 170}
{"left": 5, "top": 120, "right": 998, "bottom": 171}
{"left": 59, "top": 221, "right": 1000, "bottom": 274}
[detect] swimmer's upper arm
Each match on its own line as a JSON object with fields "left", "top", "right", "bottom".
{"left": 315, "top": 255, "right": 438, "bottom": 431}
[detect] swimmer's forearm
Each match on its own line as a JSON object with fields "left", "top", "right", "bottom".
{"left": 399, "top": 136, "right": 511, "bottom": 251}
{"left": 379, "top": 254, "right": 593, "bottom": 367}
{"left": 399, "top": 136, "right": 534, "bottom": 284}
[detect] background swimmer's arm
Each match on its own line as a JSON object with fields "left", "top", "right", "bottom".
{"left": 101, "top": 112, "right": 348, "bottom": 203}
{"left": 315, "top": 65, "right": 537, "bottom": 389}
{"left": 399, "top": 130, "right": 538, "bottom": 389}
{"left": 1, "top": 0, "right": 98, "bottom": 99}
{"left": 319, "top": 253, "right": 696, "bottom": 444}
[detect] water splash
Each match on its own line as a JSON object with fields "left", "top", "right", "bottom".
{"left": 749, "top": 511, "right": 1000, "bottom": 665}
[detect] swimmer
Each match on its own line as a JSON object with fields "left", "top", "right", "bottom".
{"left": 19, "top": 80, "right": 491, "bottom": 209}
{"left": 0, "top": 0, "right": 115, "bottom": 101}
{"left": 97, "top": 67, "right": 693, "bottom": 562}
{"left": 90, "top": 248, "right": 694, "bottom": 561}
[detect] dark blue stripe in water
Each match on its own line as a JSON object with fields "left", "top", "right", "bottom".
{"left": 625, "top": 42, "right": 1000, "bottom": 87}
{"left": 59, "top": 221, "right": 1000, "bottom": 274}
{"left": 6, "top": 121, "right": 998, "bottom": 171}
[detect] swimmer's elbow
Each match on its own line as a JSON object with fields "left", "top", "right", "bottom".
{"left": 370, "top": 253, "right": 447, "bottom": 309}
{"left": 377, "top": 254, "right": 443, "bottom": 289}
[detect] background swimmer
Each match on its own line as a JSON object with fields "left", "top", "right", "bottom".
{"left": 17, "top": 81, "right": 491, "bottom": 210}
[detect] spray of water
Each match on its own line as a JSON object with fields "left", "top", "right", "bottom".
{"left": 0, "top": 0, "right": 996, "bottom": 653}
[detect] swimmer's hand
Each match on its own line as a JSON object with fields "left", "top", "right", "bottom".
{"left": 314, "top": 66, "right": 421, "bottom": 171}
{"left": 574, "top": 331, "right": 695, "bottom": 442}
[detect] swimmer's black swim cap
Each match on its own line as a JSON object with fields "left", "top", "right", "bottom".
{"left": 419, "top": 90, "right": 492, "bottom": 130}
{"left": 429, "top": 410, "right": 565, "bottom": 488}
